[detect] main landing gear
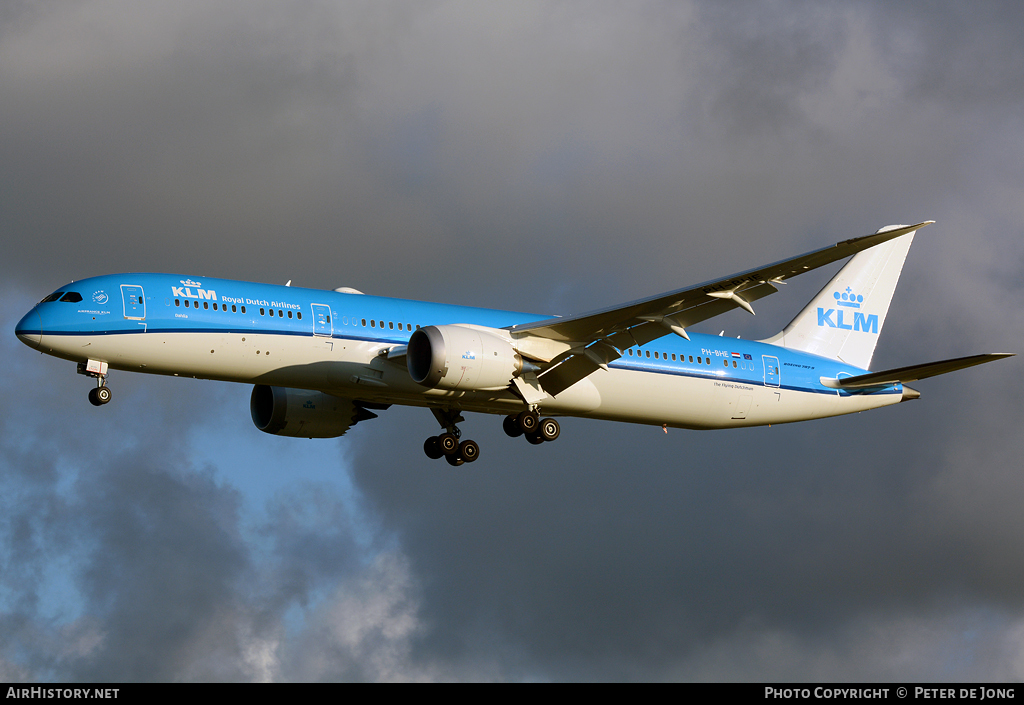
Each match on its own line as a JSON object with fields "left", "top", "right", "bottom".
{"left": 502, "top": 410, "right": 560, "bottom": 445}
{"left": 423, "top": 408, "right": 480, "bottom": 466}
{"left": 422, "top": 408, "right": 562, "bottom": 464}
{"left": 423, "top": 433, "right": 480, "bottom": 466}
{"left": 78, "top": 360, "right": 112, "bottom": 407}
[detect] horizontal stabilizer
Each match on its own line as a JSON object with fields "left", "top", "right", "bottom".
{"left": 820, "top": 353, "right": 1013, "bottom": 389}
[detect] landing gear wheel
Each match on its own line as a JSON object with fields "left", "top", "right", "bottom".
{"left": 95, "top": 386, "right": 112, "bottom": 404}
{"left": 517, "top": 410, "right": 539, "bottom": 434}
{"left": 539, "top": 417, "right": 560, "bottom": 442}
{"left": 503, "top": 415, "right": 524, "bottom": 438}
{"left": 445, "top": 453, "right": 465, "bottom": 466}
{"left": 458, "top": 439, "right": 480, "bottom": 463}
{"left": 438, "top": 432, "right": 459, "bottom": 456}
{"left": 423, "top": 436, "right": 443, "bottom": 460}
{"left": 88, "top": 388, "right": 102, "bottom": 406}
{"left": 525, "top": 432, "right": 545, "bottom": 445}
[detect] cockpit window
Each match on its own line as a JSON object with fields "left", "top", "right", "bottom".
{"left": 59, "top": 292, "right": 83, "bottom": 303}
{"left": 40, "top": 292, "right": 64, "bottom": 303}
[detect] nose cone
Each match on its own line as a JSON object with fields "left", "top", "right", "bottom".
{"left": 15, "top": 309, "right": 42, "bottom": 349}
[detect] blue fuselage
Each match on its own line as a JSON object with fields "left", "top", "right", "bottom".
{"left": 16, "top": 273, "right": 903, "bottom": 430}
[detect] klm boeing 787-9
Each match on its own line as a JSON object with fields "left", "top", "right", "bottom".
{"left": 14, "top": 221, "right": 1011, "bottom": 464}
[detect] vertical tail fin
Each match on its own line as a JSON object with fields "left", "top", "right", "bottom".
{"left": 761, "top": 223, "right": 931, "bottom": 369}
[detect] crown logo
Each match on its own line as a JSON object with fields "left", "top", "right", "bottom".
{"left": 833, "top": 287, "right": 863, "bottom": 309}
{"left": 180, "top": 278, "right": 202, "bottom": 287}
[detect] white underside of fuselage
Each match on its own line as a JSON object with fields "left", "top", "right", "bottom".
{"left": 40, "top": 331, "right": 902, "bottom": 430}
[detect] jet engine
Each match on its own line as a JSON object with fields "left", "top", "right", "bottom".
{"left": 250, "top": 385, "right": 377, "bottom": 438}
{"left": 407, "top": 324, "right": 524, "bottom": 391}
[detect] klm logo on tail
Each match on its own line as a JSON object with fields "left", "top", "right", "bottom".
{"left": 817, "top": 288, "right": 878, "bottom": 333}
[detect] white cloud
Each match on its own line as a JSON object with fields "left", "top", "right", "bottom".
{"left": 285, "top": 552, "right": 434, "bottom": 682}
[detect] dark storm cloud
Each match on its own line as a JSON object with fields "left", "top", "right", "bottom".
{"left": 3, "top": 0, "right": 1023, "bottom": 681}
{"left": 345, "top": 373, "right": 1023, "bottom": 680}
{"left": 0, "top": 304, "right": 424, "bottom": 681}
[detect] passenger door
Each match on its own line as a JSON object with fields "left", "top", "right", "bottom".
{"left": 121, "top": 284, "right": 146, "bottom": 320}
{"left": 763, "top": 355, "right": 780, "bottom": 387}
{"left": 311, "top": 303, "right": 332, "bottom": 337}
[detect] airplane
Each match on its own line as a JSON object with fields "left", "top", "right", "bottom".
{"left": 14, "top": 221, "right": 1012, "bottom": 465}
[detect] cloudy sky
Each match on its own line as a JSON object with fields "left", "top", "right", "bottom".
{"left": 2, "top": 0, "right": 1023, "bottom": 681}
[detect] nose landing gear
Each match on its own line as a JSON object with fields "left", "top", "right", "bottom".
{"left": 78, "top": 360, "right": 112, "bottom": 406}
{"left": 88, "top": 384, "right": 112, "bottom": 406}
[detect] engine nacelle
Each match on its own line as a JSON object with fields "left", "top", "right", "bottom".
{"left": 407, "top": 324, "right": 522, "bottom": 391}
{"left": 250, "top": 385, "right": 374, "bottom": 438}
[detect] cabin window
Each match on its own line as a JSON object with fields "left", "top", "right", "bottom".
{"left": 278, "top": 310, "right": 283, "bottom": 317}
{"left": 370, "top": 320, "right": 375, "bottom": 328}
{"left": 723, "top": 360, "right": 728, "bottom": 367}
{"left": 203, "top": 302, "right": 209, "bottom": 310}
{"left": 645, "top": 350, "right": 650, "bottom": 358}
{"left": 241, "top": 306, "right": 246, "bottom": 313}
{"left": 733, "top": 360, "right": 737, "bottom": 368}
{"left": 398, "top": 323, "right": 403, "bottom": 331}
{"left": 175, "top": 299, "right": 180, "bottom": 307}
{"left": 361, "top": 318, "right": 366, "bottom": 326}
{"left": 296, "top": 312, "right": 301, "bottom": 319}
{"left": 213, "top": 303, "right": 218, "bottom": 310}
{"left": 379, "top": 320, "right": 384, "bottom": 328}
{"left": 260, "top": 308, "right": 265, "bottom": 316}
{"left": 231, "top": 305, "right": 236, "bottom": 313}
{"left": 697, "top": 356, "right": 701, "bottom": 363}
{"left": 287, "top": 311, "right": 292, "bottom": 319}
{"left": 389, "top": 321, "right": 394, "bottom": 330}
{"left": 654, "top": 352, "right": 659, "bottom": 359}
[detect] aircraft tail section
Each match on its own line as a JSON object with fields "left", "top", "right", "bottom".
{"left": 761, "top": 223, "right": 931, "bottom": 369}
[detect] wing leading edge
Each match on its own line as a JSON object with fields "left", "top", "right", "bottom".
{"left": 511, "top": 222, "right": 934, "bottom": 396}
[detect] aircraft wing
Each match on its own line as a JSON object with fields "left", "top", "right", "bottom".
{"left": 511, "top": 222, "right": 934, "bottom": 396}
{"left": 820, "top": 353, "right": 1014, "bottom": 390}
